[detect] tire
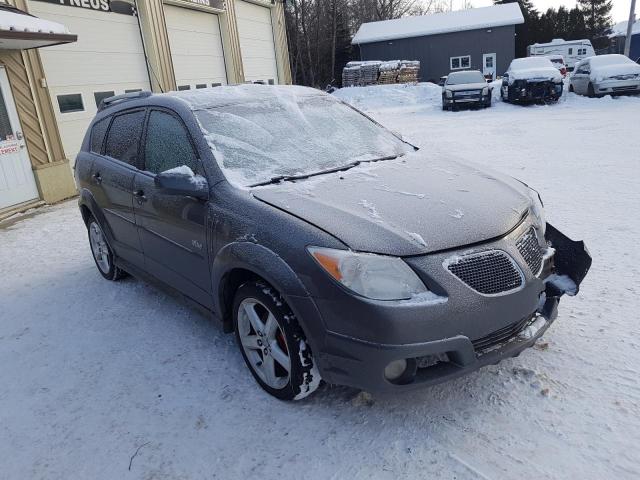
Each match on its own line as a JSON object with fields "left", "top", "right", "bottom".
{"left": 569, "top": 84, "right": 574, "bottom": 93}
{"left": 87, "top": 216, "right": 127, "bottom": 281}
{"left": 588, "top": 83, "right": 596, "bottom": 98}
{"left": 233, "top": 281, "right": 321, "bottom": 400}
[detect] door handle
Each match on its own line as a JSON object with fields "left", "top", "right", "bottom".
{"left": 92, "top": 172, "right": 102, "bottom": 184}
{"left": 133, "top": 189, "right": 147, "bottom": 202}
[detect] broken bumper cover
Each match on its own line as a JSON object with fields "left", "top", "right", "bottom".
{"left": 507, "top": 80, "right": 563, "bottom": 102}
{"left": 311, "top": 223, "right": 591, "bottom": 393}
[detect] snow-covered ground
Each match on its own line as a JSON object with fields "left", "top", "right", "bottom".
{"left": 2, "top": 84, "right": 639, "bottom": 479}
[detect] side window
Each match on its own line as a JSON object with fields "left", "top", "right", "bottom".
{"left": 144, "top": 110, "right": 199, "bottom": 175}
{"left": 568, "top": 48, "right": 573, "bottom": 55}
{"left": 90, "top": 117, "right": 110, "bottom": 154}
{"left": 104, "top": 110, "right": 145, "bottom": 166}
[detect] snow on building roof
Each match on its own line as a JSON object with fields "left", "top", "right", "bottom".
{"left": 0, "top": 5, "right": 70, "bottom": 35}
{"left": 608, "top": 19, "right": 640, "bottom": 38}
{"left": 351, "top": 3, "right": 524, "bottom": 45}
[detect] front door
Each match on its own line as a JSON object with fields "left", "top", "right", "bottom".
{"left": 133, "top": 109, "right": 211, "bottom": 308}
{"left": 0, "top": 66, "right": 38, "bottom": 210}
{"left": 483, "top": 53, "right": 497, "bottom": 81}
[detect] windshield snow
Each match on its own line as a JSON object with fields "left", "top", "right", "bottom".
{"left": 590, "top": 55, "right": 634, "bottom": 68}
{"left": 193, "top": 94, "right": 411, "bottom": 187}
{"left": 446, "top": 71, "right": 485, "bottom": 85}
{"left": 510, "top": 57, "right": 554, "bottom": 70}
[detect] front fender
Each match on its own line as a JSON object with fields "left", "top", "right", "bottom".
{"left": 78, "top": 188, "right": 115, "bottom": 246}
{"left": 211, "top": 241, "right": 311, "bottom": 318}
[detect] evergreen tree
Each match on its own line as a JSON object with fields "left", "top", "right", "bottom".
{"left": 577, "top": 0, "right": 613, "bottom": 45}
{"left": 494, "top": 0, "right": 540, "bottom": 57}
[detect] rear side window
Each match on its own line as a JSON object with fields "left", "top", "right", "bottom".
{"left": 104, "top": 110, "right": 145, "bottom": 167}
{"left": 90, "top": 117, "right": 110, "bottom": 154}
{"left": 144, "top": 110, "right": 198, "bottom": 175}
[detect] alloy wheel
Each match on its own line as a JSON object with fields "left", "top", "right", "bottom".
{"left": 237, "top": 298, "right": 291, "bottom": 390}
{"left": 89, "top": 221, "right": 111, "bottom": 274}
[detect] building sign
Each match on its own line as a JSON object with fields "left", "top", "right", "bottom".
{"left": 31, "top": 0, "right": 136, "bottom": 16}
{"left": 181, "top": 0, "right": 226, "bottom": 11}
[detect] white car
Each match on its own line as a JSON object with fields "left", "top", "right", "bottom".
{"left": 570, "top": 54, "right": 640, "bottom": 97}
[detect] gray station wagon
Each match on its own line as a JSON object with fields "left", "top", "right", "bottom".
{"left": 75, "top": 86, "right": 591, "bottom": 400}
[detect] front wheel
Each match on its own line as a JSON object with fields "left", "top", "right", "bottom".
{"left": 233, "top": 281, "right": 321, "bottom": 400}
{"left": 87, "top": 217, "right": 126, "bottom": 281}
{"left": 588, "top": 83, "right": 596, "bottom": 98}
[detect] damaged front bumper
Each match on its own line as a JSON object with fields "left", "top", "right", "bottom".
{"left": 311, "top": 222, "right": 591, "bottom": 393}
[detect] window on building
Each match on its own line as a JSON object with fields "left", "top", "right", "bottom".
{"left": 144, "top": 110, "right": 199, "bottom": 175}
{"left": 94, "top": 91, "right": 115, "bottom": 109}
{"left": 178, "top": 85, "right": 191, "bottom": 91}
{"left": 196, "top": 84, "right": 207, "bottom": 89}
{"left": 125, "top": 88, "right": 142, "bottom": 93}
{"left": 0, "top": 86, "right": 13, "bottom": 141}
{"left": 57, "top": 94, "right": 84, "bottom": 113}
{"left": 212, "top": 83, "right": 222, "bottom": 87}
{"left": 450, "top": 56, "right": 471, "bottom": 70}
{"left": 568, "top": 48, "right": 573, "bottom": 55}
{"left": 104, "top": 110, "right": 145, "bottom": 167}
{"left": 268, "top": 79, "right": 275, "bottom": 85}
{"left": 90, "top": 117, "right": 110, "bottom": 154}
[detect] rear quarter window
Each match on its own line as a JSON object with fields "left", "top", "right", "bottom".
{"left": 90, "top": 117, "right": 110, "bottom": 154}
{"left": 104, "top": 109, "right": 146, "bottom": 167}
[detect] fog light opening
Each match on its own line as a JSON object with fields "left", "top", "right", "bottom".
{"left": 384, "top": 359, "right": 417, "bottom": 385}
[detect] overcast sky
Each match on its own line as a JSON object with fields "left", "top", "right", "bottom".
{"left": 467, "top": 1, "right": 633, "bottom": 23}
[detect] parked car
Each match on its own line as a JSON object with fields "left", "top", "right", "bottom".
{"left": 75, "top": 86, "right": 591, "bottom": 400}
{"left": 442, "top": 70, "right": 492, "bottom": 110}
{"left": 438, "top": 75, "right": 448, "bottom": 86}
{"left": 546, "top": 54, "right": 568, "bottom": 77}
{"left": 570, "top": 54, "right": 640, "bottom": 97}
{"left": 501, "top": 57, "right": 564, "bottom": 104}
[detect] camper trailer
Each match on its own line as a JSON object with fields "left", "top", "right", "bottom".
{"left": 528, "top": 39, "right": 595, "bottom": 70}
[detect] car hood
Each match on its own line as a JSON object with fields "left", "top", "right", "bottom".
{"left": 252, "top": 153, "right": 532, "bottom": 256}
{"left": 508, "top": 67, "right": 562, "bottom": 83}
{"left": 445, "top": 82, "right": 489, "bottom": 92}
{"left": 592, "top": 64, "right": 640, "bottom": 79}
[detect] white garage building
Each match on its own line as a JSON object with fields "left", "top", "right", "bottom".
{"left": 0, "top": 0, "right": 291, "bottom": 215}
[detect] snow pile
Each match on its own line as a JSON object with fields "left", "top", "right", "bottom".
{"left": 161, "top": 165, "right": 207, "bottom": 188}
{"left": 333, "top": 82, "right": 442, "bottom": 110}
{"left": 352, "top": 3, "right": 523, "bottom": 44}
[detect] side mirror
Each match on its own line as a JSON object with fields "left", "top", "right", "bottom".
{"left": 155, "top": 171, "right": 209, "bottom": 200}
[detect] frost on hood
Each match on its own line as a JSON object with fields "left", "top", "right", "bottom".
{"left": 172, "top": 85, "right": 412, "bottom": 188}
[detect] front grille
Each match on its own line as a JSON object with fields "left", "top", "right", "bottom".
{"left": 447, "top": 251, "right": 522, "bottom": 295}
{"left": 517, "top": 228, "right": 544, "bottom": 275}
{"left": 472, "top": 315, "right": 534, "bottom": 352}
{"left": 612, "top": 85, "right": 638, "bottom": 92}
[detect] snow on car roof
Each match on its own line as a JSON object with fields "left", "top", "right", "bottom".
{"left": 589, "top": 54, "right": 636, "bottom": 68}
{"left": 168, "top": 84, "right": 326, "bottom": 110}
{"left": 351, "top": 3, "right": 524, "bottom": 45}
{"left": 510, "top": 57, "right": 555, "bottom": 70}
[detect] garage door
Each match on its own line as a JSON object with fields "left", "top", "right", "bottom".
{"left": 236, "top": 1, "right": 278, "bottom": 84}
{"left": 164, "top": 5, "right": 227, "bottom": 91}
{"left": 27, "top": 1, "right": 150, "bottom": 165}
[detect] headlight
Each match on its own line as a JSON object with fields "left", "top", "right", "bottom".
{"left": 307, "top": 247, "right": 428, "bottom": 300}
{"left": 482, "top": 87, "right": 489, "bottom": 95}
{"left": 528, "top": 189, "right": 546, "bottom": 234}
{"left": 445, "top": 89, "right": 453, "bottom": 98}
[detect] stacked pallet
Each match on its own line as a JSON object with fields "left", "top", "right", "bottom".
{"left": 341, "top": 60, "right": 420, "bottom": 87}
{"left": 342, "top": 61, "right": 362, "bottom": 87}
{"left": 360, "top": 61, "right": 381, "bottom": 85}
{"left": 398, "top": 60, "right": 420, "bottom": 84}
{"left": 378, "top": 60, "right": 400, "bottom": 84}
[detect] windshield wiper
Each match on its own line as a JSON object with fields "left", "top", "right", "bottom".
{"left": 248, "top": 155, "right": 401, "bottom": 188}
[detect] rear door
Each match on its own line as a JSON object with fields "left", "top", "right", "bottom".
{"left": 133, "top": 109, "right": 212, "bottom": 308}
{"left": 89, "top": 108, "right": 146, "bottom": 267}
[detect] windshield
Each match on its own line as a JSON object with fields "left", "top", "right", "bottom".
{"left": 590, "top": 55, "right": 633, "bottom": 67}
{"left": 446, "top": 71, "right": 485, "bottom": 85}
{"left": 510, "top": 57, "right": 554, "bottom": 70}
{"left": 194, "top": 94, "right": 411, "bottom": 187}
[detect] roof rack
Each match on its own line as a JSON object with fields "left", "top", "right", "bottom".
{"left": 98, "top": 91, "right": 152, "bottom": 111}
